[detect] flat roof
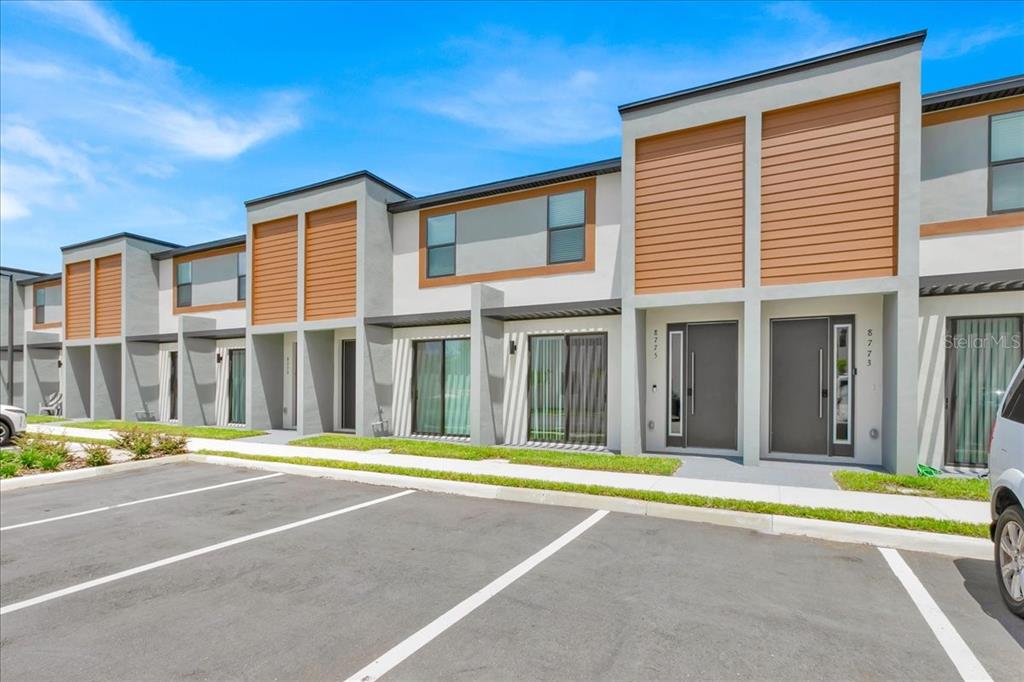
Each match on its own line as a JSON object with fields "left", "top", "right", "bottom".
{"left": 922, "top": 74, "right": 1024, "bottom": 112}
{"left": 244, "top": 170, "right": 412, "bottom": 208}
{"left": 152, "top": 234, "right": 246, "bottom": 261}
{"left": 387, "top": 158, "right": 621, "bottom": 213}
{"left": 0, "top": 265, "right": 46, "bottom": 277}
{"left": 61, "top": 232, "right": 180, "bottom": 252}
{"left": 20, "top": 273, "right": 61, "bottom": 286}
{"left": 618, "top": 30, "right": 927, "bottom": 114}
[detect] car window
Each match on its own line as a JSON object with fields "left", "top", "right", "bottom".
{"left": 1001, "top": 366, "right": 1024, "bottom": 425}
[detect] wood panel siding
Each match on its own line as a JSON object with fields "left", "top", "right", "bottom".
{"left": 93, "top": 254, "right": 122, "bottom": 337}
{"left": 252, "top": 216, "right": 298, "bottom": 325}
{"left": 64, "top": 261, "right": 91, "bottom": 339}
{"left": 921, "top": 212, "right": 1024, "bottom": 237}
{"left": 761, "top": 85, "right": 900, "bottom": 285}
{"left": 922, "top": 95, "right": 1024, "bottom": 127}
{"left": 634, "top": 119, "right": 745, "bottom": 294}
{"left": 305, "top": 202, "right": 357, "bottom": 320}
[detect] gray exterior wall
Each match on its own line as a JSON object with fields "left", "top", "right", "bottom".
{"left": 92, "top": 343, "right": 122, "bottom": 419}
{"left": 470, "top": 285, "right": 505, "bottom": 445}
{"left": 301, "top": 329, "right": 335, "bottom": 434}
{"left": 0, "top": 349, "right": 24, "bottom": 406}
{"left": 124, "top": 340, "right": 160, "bottom": 421}
{"left": 455, "top": 197, "right": 548, "bottom": 276}
{"left": 24, "top": 344, "right": 59, "bottom": 414}
{"left": 921, "top": 116, "right": 990, "bottom": 224}
{"left": 64, "top": 345, "right": 90, "bottom": 418}
{"left": 248, "top": 332, "right": 284, "bottom": 430}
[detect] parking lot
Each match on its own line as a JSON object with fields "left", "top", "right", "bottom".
{"left": 1, "top": 461, "right": 1021, "bottom": 681}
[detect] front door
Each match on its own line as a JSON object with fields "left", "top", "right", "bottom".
{"left": 338, "top": 340, "right": 356, "bottom": 431}
{"left": 771, "top": 318, "right": 830, "bottom": 455}
{"left": 666, "top": 322, "right": 738, "bottom": 450}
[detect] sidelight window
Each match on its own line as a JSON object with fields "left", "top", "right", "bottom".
{"left": 832, "top": 323, "right": 852, "bottom": 443}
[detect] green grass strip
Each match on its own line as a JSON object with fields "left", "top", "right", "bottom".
{"left": 201, "top": 450, "right": 987, "bottom": 538}
{"left": 63, "top": 420, "right": 265, "bottom": 440}
{"left": 289, "top": 434, "right": 679, "bottom": 476}
{"left": 833, "top": 471, "right": 988, "bottom": 501}
{"left": 27, "top": 415, "right": 68, "bottom": 424}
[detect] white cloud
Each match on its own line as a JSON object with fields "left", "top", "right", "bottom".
{"left": 925, "top": 24, "right": 1024, "bottom": 60}
{"left": 1, "top": 123, "right": 94, "bottom": 183}
{"left": 23, "top": 0, "right": 159, "bottom": 64}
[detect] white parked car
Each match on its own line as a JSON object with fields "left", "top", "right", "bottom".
{"left": 0, "top": 404, "right": 27, "bottom": 446}
{"left": 990, "top": 358, "right": 1024, "bottom": 618}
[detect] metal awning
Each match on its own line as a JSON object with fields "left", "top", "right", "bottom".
{"left": 364, "top": 311, "right": 471, "bottom": 328}
{"left": 920, "top": 269, "right": 1024, "bottom": 297}
{"left": 482, "top": 299, "right": 622, "bottom": 321}
{"left": 125, "top": 333, "right": 177, "bottom": 343}
{"left": 183, "top": 327, "right": 246, "bottom": 340}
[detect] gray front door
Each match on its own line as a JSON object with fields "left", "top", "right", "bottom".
{"left": 666, "top": 321, "right": 738, "bottom": 450}
{"left": 771, "top": 318, "right": 829, "bottom": 455}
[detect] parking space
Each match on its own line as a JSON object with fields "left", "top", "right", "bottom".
{"left": 1, "top": 463, "right": 1021, "bottom": 681}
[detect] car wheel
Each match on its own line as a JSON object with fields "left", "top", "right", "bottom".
{"left": 0, "top": 419, "right": 10, "bottom": 447}
{"left": 995, "top": 504, "right": 1024, "bottom": 618}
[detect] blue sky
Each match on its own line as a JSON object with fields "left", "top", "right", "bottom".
{"left": 1, "top": 1, "right": 1022, "bottom": 273}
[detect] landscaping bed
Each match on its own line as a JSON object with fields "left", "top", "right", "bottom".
{"left": 59, "top": 420, "right": 266, "bottom": 440}
{"left": 832, "top": 470, "right": 988, "bottom": 501}
{"left": 289, "top": 434, "right": 680, "bottom": 476}
{"left": 27, "top": 415, "right": 68, "bottom": 424}
{"left": 1, "top": 428, "right": 188, "bottom": 479}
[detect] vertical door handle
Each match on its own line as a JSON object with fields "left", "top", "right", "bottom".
{"left": 689, "top": 351, "right": 695, "bottom": 415}
{"left": 818, "top": 348, "right": 824, "bottom": 419}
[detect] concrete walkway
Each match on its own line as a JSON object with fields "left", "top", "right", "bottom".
{"left": 27, "top": 424, "right": 990, "bottom": 524}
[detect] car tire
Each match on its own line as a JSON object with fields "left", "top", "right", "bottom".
{"left": 995, "top": 504, "right": 1024, "bottom": 618}
{"left": 0, "top": 418, "right": 11, "bottom": 447}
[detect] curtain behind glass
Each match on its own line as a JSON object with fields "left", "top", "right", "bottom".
{"left": 444, "top": 339, "right": 471, "bottom": 436}
{"left": 529, "top": 336, "right": 565, "bottom": 442}
{"left": 414, "top": 341, "right": 444, "bottom": 434}
{"left": 229, "top": 350, "right": 245, "bottom": 424}
{"left": 566, "top": 334, "right": 608, "bottom": 446}
{"left": 950, "top": 317, "right": 1022, "bottom": 466}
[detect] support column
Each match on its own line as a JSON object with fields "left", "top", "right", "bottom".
{"left": 470, "top": 284, "right": 504, "bottom": 445}
{"left": 883, "top": 290, "right": 919, "bottom": 474}
{"left": 619, "top": 306, "right": 646, "bottom": 454}
{"left": 124, "top": 340, "right": 159, "bottom": 421}
{"left": 356, "top": 322, "right": 393, "bottom": 437}
{"left": 92, "top": 343, "right": 122, "bottom": 419}
{"left": 300, "top": 329, "right": 335, "bottom": 436}
{"left": 24, "top": 341, "right": 59, "bottom": 416}
{"left": 741, "top": 298, "right": 761, "bottom": 466}
{"left": 179, "top": 318, "right": 216, "bottom": 426}
{"left": 64, "top": 345, "right": 90, "bottom": 418}
{"left": 247, "top": 332, "right": 283, "bottom": 430}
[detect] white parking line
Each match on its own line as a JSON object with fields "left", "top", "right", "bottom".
{"left": 0, "top": 489, "right": 415, "bottom": 616}
{"left": 879, "top": 547, "right": 992, "bottom": 682}
{"left": 0, "top": 473, "right": 285, "bottom": 532}
{"left": 344, "top": 509, "right": 608, "bottom": 682}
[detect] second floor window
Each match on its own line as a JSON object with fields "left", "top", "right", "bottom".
{"left": 176, "top": 262, "right": 192, "bottom": 307}
{"left": 991, "top": 110, "right": 1024, "bottom": 213}
{"left": 34, "top": 287, "right": 45, "bottom": 324}
{"left": 547, "top": 190, "right": 586, "bottom": 264}
{"left": 237, "top": 252, "right": 247, "bottom": 301}
{"left": 426, "top": 214, "right": 456, "bottom": 277}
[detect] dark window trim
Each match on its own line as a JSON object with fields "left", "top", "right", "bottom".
{"left": 411, "top": 337, "right": 470, "bottom": 436}
{"left": 526, "top": 331, "right": 609, "bottom": 446}
{"left": 425, "top": 213, "right": 457, "bottom": 278}
{"left": 988, "top": 110, "right": 1024, "bottom": 215}
{"left": 546, "top": 190, "right": 587, "bottom": 265}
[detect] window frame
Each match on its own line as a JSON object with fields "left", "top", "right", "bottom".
{"left": 526, "top": 331, "right": 609, "bottom": 446}
{"left": 411, "top": 337, "right": 470, "bottom": 436}
{"left": 175, "top": 261, "right": 193, "bottom": 309}
{"left": 988, "top": 110, "right": 1024, "bottom": 215}
{"left": 236, "top": 251, "right": 247, "bottom": 301}
{"left": 425, "top": 213, "right": 457, "bottom": 279}
{"left": 546, "top": 190, "right": 587, "bottom": 265}
{"left": 34, "top": 287, "right": 46, "bottom": 325}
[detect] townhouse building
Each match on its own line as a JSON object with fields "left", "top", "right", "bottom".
{"left": 2, "top": 31, "right": 1021, "bottom": 475}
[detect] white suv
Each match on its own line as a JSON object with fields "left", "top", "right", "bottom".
{"left": 0, "top": 404, "right": 27, "bottom": 446}
{"left": 990, "top": 358, "right": 1024, "bottom": 618}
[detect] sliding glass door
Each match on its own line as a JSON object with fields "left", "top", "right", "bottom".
{"left": 228, "top": 349, "right": 245, "bottom": 425}
{"left": 168, "top": 351, "right": 178, "bottom": 421}
{"left": 413, "top": 339, "right": 470, "bottom": 436}
{"left": 529, "top": 333, "right": 607, "bottom": 446}
{"left": 946, "top": 316, "right": 1022, "bottom": 467}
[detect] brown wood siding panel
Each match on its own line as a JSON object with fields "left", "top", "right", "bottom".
{"left": 64, "top": 260, "right": 91, "bottom": 339}
{"left": 761, "top": 85, "right": 899, "bottom": 285}
{"left": 93, "top": 254, "right": 122, "bottom": 338}
{"left": 635, "top": 119, "right": 745, "bottom": 293}
{"left": 305, "top": 202, "right": 357, "bottom": 320}
{"left": 252, "top": 216, "right": 297, "bottom": 325}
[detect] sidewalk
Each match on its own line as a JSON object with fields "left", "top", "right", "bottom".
{"left": 27, "top": 424, "right": 989, "bottom": 524}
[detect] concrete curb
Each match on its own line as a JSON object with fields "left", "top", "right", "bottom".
{"left": 0, "top": 456, "right": 189, "bottom": 492}
{"left": 187, "top": 454, "right": 991, "bottom": 560}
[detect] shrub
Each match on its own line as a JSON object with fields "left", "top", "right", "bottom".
{"left": 15, "top": 436, "right": 69, "bottom": 470}
{"left": 114, "top": 427, "right": 155, "bottom": 459}
{"left": 36, "top": 451, "right": 66, "bottom": 471}
{"left": 83, "top": 443, "right": 111, "bottom": 467}
{"left": 0, "top": 461, "right": 19, "bottom": 478}
{"left": 153, "top": 432, "right": 188, "bottom": 456}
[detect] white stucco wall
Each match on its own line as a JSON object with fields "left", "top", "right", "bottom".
{"left": 918, "top": 291, "right": 1024, "bottom": 468}
{"left": 391, "top": 173, "right": 622, "bottom": 314}
{"left": 919, "top": 227, "right": 1024, "bottom": 276}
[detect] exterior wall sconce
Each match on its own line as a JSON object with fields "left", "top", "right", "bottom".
{"left": 509, "top": 339, "right": 517, "bottom": 355}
